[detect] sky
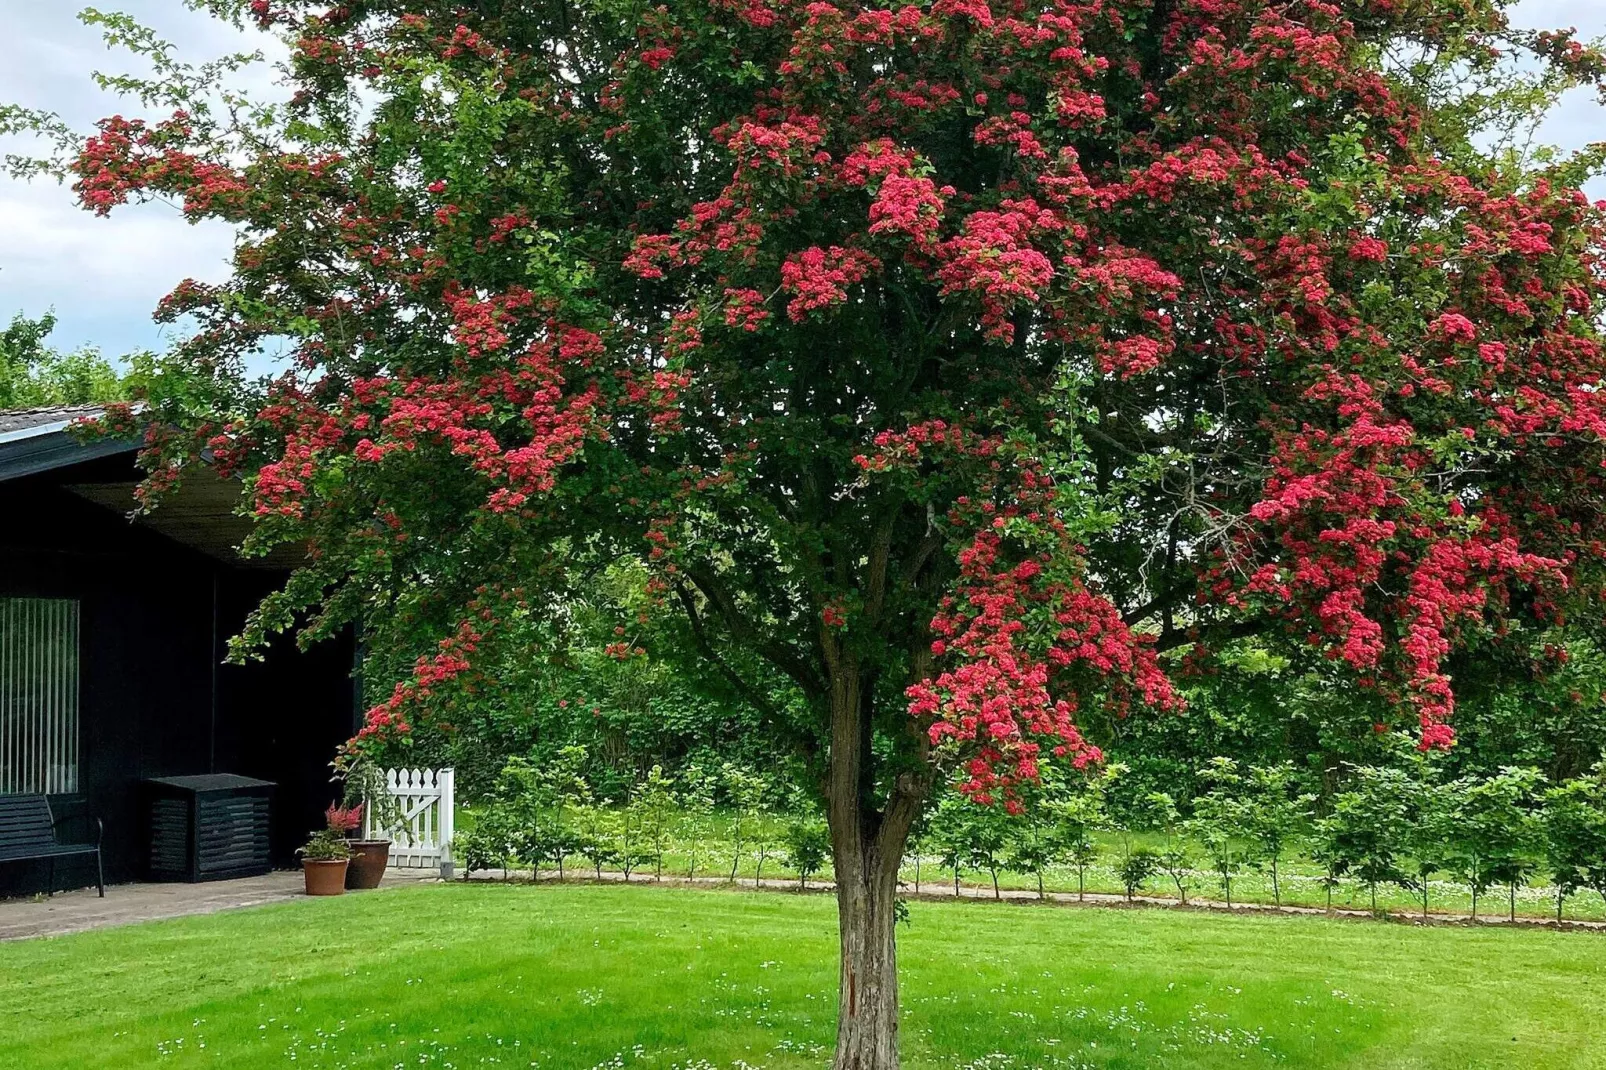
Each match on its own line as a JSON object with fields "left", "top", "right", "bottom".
{"left": 0, "top": 1, "right": 1603, "bottom": 364}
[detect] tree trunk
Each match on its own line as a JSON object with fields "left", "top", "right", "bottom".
{"left": 823, "top": 652, "right": 926, "bottom": 1070}
{"left": 1270, "top": 860, "right": 1280, "bottom": 906}
{"left": 833, "top": 844, "right": 902, "bottom": 1070}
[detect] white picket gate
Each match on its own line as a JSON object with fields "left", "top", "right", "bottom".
{"left": 364, "top": 767, "right": 455, "bottom": 875}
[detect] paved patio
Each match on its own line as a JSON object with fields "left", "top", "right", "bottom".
{"left": 0, "top": 869, "right": 439, "bottom": 942}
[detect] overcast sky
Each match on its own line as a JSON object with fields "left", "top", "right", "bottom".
{"left": 1, "top": 1, "right": 1603, "bottom": 364}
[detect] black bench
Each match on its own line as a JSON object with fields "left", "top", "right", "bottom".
{"left": 0, "top": 794, "right": 103, "bottom": 897}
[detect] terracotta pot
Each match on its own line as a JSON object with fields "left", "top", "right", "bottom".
{"left": 303, "top": 858, "right": 349, "bottom": 896}
{"left": 345, "top": 840, "right": 391, "bottom": 890}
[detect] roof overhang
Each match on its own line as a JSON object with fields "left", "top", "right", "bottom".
{"left": 0, "top": 406, "right": 303, "bottom": 571}
{"left": 67, "top": 468, "right": 307, "bottom": 570}
{"left": 0, "top": 419, "right": 140, "bottom": 483}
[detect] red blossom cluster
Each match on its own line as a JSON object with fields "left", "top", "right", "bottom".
{"left": 909, "top": 526, "right": 1176, "bottom": 803}
{"left": 779, "top": 245, "right": 881, "bottom": 320}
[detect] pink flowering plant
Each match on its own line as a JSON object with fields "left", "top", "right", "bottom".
{"left": 13, "top": 0, "right": 1606, "bottom": 1065}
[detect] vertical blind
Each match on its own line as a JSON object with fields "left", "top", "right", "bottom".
{"left": 0, "top": 598, "right": 80, "bottom": 795}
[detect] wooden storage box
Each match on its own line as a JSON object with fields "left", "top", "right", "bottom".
{"left": 144, "top": 774, "right": 275, "bottom": 882}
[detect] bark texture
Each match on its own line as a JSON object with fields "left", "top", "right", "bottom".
{"left": 824, "top": 654, "right": 926, "bottom": 1070}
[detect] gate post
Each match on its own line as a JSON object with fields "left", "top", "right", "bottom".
{"left": 438, "top": 767, "right": 456, "bottom": 880}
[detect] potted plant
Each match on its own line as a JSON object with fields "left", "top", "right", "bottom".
{"left": 299, "top": 824, "right": 352, "bottom": 896}
{"left": 336, "top": 756, "right": 397, "bottom": 889}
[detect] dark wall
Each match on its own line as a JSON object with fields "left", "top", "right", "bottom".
{"left": 0, "top": 455, "right": 355, "bottom": 895}
{"left": 214, "top": 573, "right": 359, "bottom": 863}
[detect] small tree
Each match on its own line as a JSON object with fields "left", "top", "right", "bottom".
{"left": 1243, "top": 763, "right": 1314, "bottom": 907}
{"left": 496, "top": 755, "right": 559, "bottom": 881}
{"left": 1052, "top": 771, "right": 1110, "bottom": 902}
{"left": 544, "top": 745, "right": 594, "bottom": 881}
{"left": 1007, "top": 777, "right": 1061, "bottom": 899}
{"left": 1310, "top": 812, "right": 1346, "bottom": 912}
{"left": 905, "top": 813, "right": 929, "bottom": 895}
{"left": 1188, "top": 758, "right": 1250, "bottom": 908}
{"left": 456, "top": 805, "right": 515, "bottom": 879}
{"left": 576, "top": 802, "right": 618, "bottom": 881}
{"left": 635, "top": 765, "right": 678, "bottom": 880}
{"left": 1402, "top": 762, "right": 1456, "bottom": 919}
{"left": 722, "top": 764, "right": 770, "bottom": 884}
{"left": 1327, "top": 766, "right": 1413, "bottom": 913}
{"left": 678, "top": 763, "right": 717, "bottom": 881}
{"left": 614, "top": 795, "right": 654, "bottom": 881}
{"left": 1543, "top": 763, "right": 1606, "bottom": 921}
{"left": 784, "top": 818, "right": 832, "bottom": 889}
{"left": 929, "top": 794, "right": 972, "bottom": 897}
{"left": 1118, "top": 847, "right": 1161, "bottom": 903}
{"left": 1446, "top": 768, "right": 1545, "bottom": 922}
{"left": 1142, "top": 792, "right": 1196, "bottom": 905}
{"left": 963, "top": 803, "right": 1012, "bottom": 901}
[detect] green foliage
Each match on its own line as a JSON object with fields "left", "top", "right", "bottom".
{"left": 1050, "top": 769, "right": 1111, "bottom": 902}
{"left": 677, "top": 763, "right": 717, "bottom": 880}
{"left": 782, "top": 819, "right": 831, "bottom": 888}
{"left": 1543, "top": 761, "right": 1606, "bottom": 919}
{"left": 1444, "top": 767, "right": 1546, "bottom": 921}
{"left": 1117, "top": 847, "right": 1161, "bottom": 903}
{"left": 1242, "top": 763, "right": 1316, "bottom": 907}
{"left": 0, "top": 311, "right": 131, "bottom": 409}
{"left": 298, "top": 827, "right": 352, "bottom": 862}
{"left": 721, "top": 764, "right": 773, "bottom": 884}
{"left": 1322, "top": 766, "right": 1415, "bottom": 912}
{"left": 365, "top": 565, "right": 778, "bottom": 805}
{"left": 633, "top": 765, "right": 678, "bottom": 880}
{"left": 1187, "top": 758, "right": 1252, "bottom": 907}
{"left": 447, "top": 750, "right": 1606, "bottom": 923}
{"left": 1142, "top": 792, "right": 1198, "bottom": 905}
{"left": 455, "top": 811, "right": 514, "bottom": 877}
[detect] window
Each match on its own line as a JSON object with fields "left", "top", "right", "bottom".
{"left": 0, "top": 599, "right": 80, "bottom": 795}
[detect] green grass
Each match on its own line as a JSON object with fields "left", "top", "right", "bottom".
{"left": 2, "top": 883, "right": 1603, "bottom": 1069}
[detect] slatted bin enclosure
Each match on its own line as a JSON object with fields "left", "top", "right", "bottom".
{"left": 144, "top": 774, "right": 275, "bottom": 882}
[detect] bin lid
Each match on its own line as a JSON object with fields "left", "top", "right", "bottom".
{"left": 145, "top": 774, "right": 276, "bottom": 792}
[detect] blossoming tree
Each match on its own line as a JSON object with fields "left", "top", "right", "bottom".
{"left": 16, "top": 0, "right": 1606, "bottom": 1064}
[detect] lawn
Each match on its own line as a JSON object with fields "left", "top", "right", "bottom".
{"left": 1, "top": 883, "right": 1603, "bottom": 1070}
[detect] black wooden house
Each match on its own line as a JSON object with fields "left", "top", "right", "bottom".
{"left": 0, "top": 406, "right": 358, "bottom": 896}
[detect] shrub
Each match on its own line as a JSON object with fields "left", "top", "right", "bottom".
{"left": 1118, "top": 847, "right": 1160, "bottom": 903}
{"left": 783, "top": 820, "right": 831, "bottom": 888}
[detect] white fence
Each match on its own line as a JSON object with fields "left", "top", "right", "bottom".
{"left": 364, "top": 767, "right": 455, "bottom": 875}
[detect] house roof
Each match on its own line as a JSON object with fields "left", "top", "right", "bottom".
{"left": 0, "top": 404, "right": 112, "bottom": 441}
{"left": 0, "top": 405, "right": 140, "bottom": 482}
{"left": 0, "top": 403, "right": 305, "bottom": 570}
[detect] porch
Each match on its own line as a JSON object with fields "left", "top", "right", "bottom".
{"left": 0, "top": 868, "right": 440, "bottom": 942}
